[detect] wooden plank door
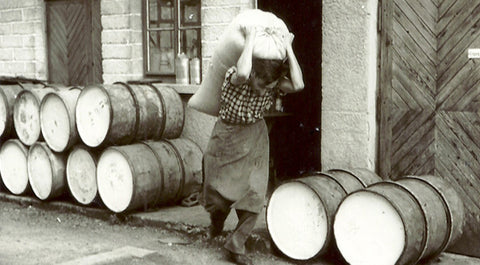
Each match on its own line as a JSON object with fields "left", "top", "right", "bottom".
{"left": 46, "top": 0, "right": 102, "bottom": 86}
{"left": 379, "top": 0, "right": 437, "bottom": 180}
{"left": 379, "top": 0, "right": 480, "bottom": 256}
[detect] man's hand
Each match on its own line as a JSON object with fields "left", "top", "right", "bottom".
{"left": 284, "top": 32, "right": 294, "bottom": 49}
{"left": 241, "top": 25, "right": 256, "bottom": 39}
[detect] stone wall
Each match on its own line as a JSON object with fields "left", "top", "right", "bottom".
{"left": 0, "top": 0, "right": 46, "bottom": 80}
{"left": 321, "top": 0, "right": 378, "bottom": 171}
{"left": 101, "top": 0, "right": 143, "bottom": 84}
{"left": 200, "top": 0, "right": 253, "bottom": 76}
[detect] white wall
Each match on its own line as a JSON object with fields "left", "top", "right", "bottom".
{"left": 0, "top": 0, "right": 47, "bottom": 80}
{"left": 321, "top": 0, "right": 378, "bottom": 171}
{"left": 101, "top": 0, "right": 143, "bottom": 84}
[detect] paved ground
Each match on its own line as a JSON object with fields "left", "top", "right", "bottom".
{"left": 1, "top": 191, "right": 480, "bottom": 265}
{"left": 0, "top": 199, "right": 303, "bottom": 265}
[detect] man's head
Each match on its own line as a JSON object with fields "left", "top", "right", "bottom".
{"left": 250, "top": 58, "right": 288, "bottom": 90}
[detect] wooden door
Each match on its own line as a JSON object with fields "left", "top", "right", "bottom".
{"left": 379, "top": 0, "right": 480, "bottom": 256}
{"left": 46, "top": 0, "right": 102, "bottom": 86}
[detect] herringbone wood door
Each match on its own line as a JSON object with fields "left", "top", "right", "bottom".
{"left": 379, "top": 0, "right": 480, "bottom": 256}
{"left": 46, "top": 0, "right": 102, "bottom": 86}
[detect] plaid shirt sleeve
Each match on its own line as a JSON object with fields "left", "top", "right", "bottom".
{"left": 219, "top": 67, "right": 275, "bottom": 124}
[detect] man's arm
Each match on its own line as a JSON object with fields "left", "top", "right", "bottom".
{"left": 231, "top": 26, "right": 256, "bottom": 85}
{"left": 278, "top": 33, "right": 304, "bottom": 93}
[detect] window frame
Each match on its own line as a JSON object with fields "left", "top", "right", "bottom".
{"left": 142, "top": 0, "right": 201, "bottom": 78}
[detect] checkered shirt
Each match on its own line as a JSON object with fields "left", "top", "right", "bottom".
{"left": 219, "top": 67, "right": 275, "bottom": 124}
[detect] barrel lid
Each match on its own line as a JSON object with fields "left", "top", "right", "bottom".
{"left": 266, "top": 181, "right": 328, "bottom": 260}
{"left": 27, "top": 143, "right": 53, "bottom": 200}
{"left": 41, "top": 93, "right": 71, "bottom": 152}
{"left": 66, "top": 146, "right": 98, "bottom": 205}
{"left": 0, "top": 139, "right": 29, "bottom": 195}
{"left": 76, "top": 85, "right": 111, "bottom": 147}
{"left": 97, "top": 147, "right": 134, "bottom": 213}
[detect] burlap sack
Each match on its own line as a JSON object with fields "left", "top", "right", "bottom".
{"left": 188, "top": 9, "right": 289, "bottom": 116}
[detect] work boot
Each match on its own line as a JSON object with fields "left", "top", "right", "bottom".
{"left": 208, "top": 210, "right": 227, "bottom": 238}
{"left": 228, "top": 251, "right": 253, "bottom": 265}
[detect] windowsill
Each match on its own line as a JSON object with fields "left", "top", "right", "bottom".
{"left": 152, "top": 83, "right": 200, "bottom": 94}
{"left": 133, "top": 80, "right": 200, "bottom": 94}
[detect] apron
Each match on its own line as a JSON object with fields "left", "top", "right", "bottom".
{"left": 203, "top": 119, "right": 269, "bottom": 213}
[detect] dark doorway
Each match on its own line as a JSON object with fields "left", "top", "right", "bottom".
{"left": 258, "top": 1, "right": 322, "bottom": 179}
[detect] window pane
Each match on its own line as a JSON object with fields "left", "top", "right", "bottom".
{"left": 180, "top": 0, "right": 200, "bottom": 26}
{"left": 149, "top": 0, "right": 174, "bottom": 28}
{"left": 149, "top": 30, "right": 175, "bottom": 74}
{"left": 180, "top": 29, "right": 200, "bottom": 58}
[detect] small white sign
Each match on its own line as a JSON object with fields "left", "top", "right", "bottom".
{"left": 468, "top": 48, "right": 480, "bottom": 58}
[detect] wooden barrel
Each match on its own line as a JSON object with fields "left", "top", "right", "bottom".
{"left": 266, "top": 169, "right": 382, "bottom": 260}
{"left": 118, "top": 83, "right": 184, "bottom": 140}
{"left": 0, "top": 139, "right": 30, "bottom": 195}
{"left": 13, "top": 87, "right": 58, "bottom": 146}
{"left": 348, "top": 168, "right": 385, "bottom": 186}
{"left": 150, "top": 84, "right": 184, "bottom": 139}
{"left": 406, "top": 175, "right": 465, "bottom": 250}
{"left": 266, "top": 175, "right": 347, "bottom": 260}
{"left": 66, "top": 145, "right": 99, "bottom": 205}
{"left": 97, "top": 143, "right": 162, "bottom": 213}
{"left": 395, "top": 178, "right": 449, "bottom": 259}
{"left": 75, "top": 84, "right": 136, "bottom": 147}
{"left": 119, "top": 83, "right": 165, "bottom": 140}
{"left": 334, "top": 182, "right": 428, "bottom": 265}
{"left": 0, "top": 84, "right": 24, "bottom": 139}
{"left": 0, "top": 82, "right": 46, "bottom": 139}
{"left": 75, "top": 83, "right": 184, "bottom": 148}
{"left": 328, "top": 168, "right": 383, "bottom": 190}
{"left": 159, "top": 138, "right": 202, "bottom": 198}
{"left": 27, "top": 142, "right": 66, "bottom": 200}
{"left": 96, "top": 138, "right": 202, "bottom": 213}
{"left": 40, "top": 87, "right": 82, "bottom": 152}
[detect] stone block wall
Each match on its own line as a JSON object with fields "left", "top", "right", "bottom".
{"left": 101, "top": 0, "right": 143, "bottom": 84}
{"left": 200, "top": 0, "right": 253, "bottom": 75}
{"left": 321, "top": 0, "right": 378, "bottom": 171}
{"left": 0, "top": 0, "right": 47, "bottom": 80}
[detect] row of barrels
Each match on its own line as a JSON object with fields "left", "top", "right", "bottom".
{"left": 0, "top": 80, "right": 204, "bottom": 213}
{"left": 266, "top": 169, "right": 465, "bottom": 265}
{"left": 0, "top": 82, "right": 184, "bottom": 151}
{"left": 0, "top": 137, "right": 203, "bottom": 213}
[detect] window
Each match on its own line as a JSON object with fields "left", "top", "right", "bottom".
{"left": 143, "top": 0, "right": 201, "bottom": 78}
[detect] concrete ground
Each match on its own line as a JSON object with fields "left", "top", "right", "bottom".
{"left": 1, "top": 191, "right": 480, "bottom": 265}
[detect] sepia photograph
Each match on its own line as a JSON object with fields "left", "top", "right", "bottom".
{"left": 0, "top": 0, "right": 479, "bottom": 264}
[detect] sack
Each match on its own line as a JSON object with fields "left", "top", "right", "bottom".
{"left": 188, "top": 9, "right": 289, "bottom": 116}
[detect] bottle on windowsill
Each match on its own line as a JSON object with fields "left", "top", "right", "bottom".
{"left": 175, "top": 53, "right": 189, "bottom": 84}
{"left": 189, "top": 58, "right": 201, "bottom": 85}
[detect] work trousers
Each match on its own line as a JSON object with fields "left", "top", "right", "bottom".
{"left": 203, "top": 187, "right": 259, "bottom": 255}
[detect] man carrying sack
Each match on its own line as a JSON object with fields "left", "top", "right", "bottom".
{"left": 192, "top": 9, "right": 304, "bottom": 265}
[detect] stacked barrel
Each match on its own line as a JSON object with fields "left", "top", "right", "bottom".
{"left": 0, "top": 80, "right": 203, "bottom": 213}
{"left": 0, "top": 79, "right": 49, "bottom": 196}
{"left": 266, "top": 168, "right": 382, "bottom": 260}
{"left": 266, "top": 170, "right": 466, "bottom": 265}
